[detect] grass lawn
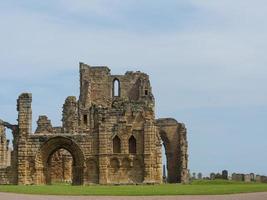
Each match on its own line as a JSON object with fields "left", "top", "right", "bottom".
{"left": 0, "top": 180, "right": 267, "bottom": 196}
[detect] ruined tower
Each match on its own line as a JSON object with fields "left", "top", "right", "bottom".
{"left": 0, "top": 62, "right": 189, "bottom": 185}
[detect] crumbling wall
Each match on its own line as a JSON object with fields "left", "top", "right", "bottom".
{"left": 35, "top": 116, "right": 53, "bottom": 134}
{"left": 0, "top": 167, "right": 12, "bottom": 184}
{"left": 17, "top": 93, "right": 32, "bottom": 185}
{"left": 0, "top": 125, "right": 10, "bottom": 168}
{"left": 62, "top": 96, "right": 78, "bottom": 133}
{"left": 49, "top": 149, "right": 73, "bottom": 183}
{"left": 232, "top": 173, "right": 245, "bottom": 181}
{"left": 0, "top": 63, "right": 188, "bottom": 185}
{"left": 78, "top": 63, "right": 154, "bottom": 130}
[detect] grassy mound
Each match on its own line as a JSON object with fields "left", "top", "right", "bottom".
{"left": 0, "top": 180, "right": 266, "bottom": 196}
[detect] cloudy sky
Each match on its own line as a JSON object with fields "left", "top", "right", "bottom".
{"left": 0, "top": 0, "right": 267, "bottom": 176}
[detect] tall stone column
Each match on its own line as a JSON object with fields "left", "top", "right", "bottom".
{"left": 155, "top": 133, "right": 163, "bottom": 183}
{"left": 0, "top": 125, "right": 7, "bottom": 167}
{"left": 78, "top": 64, "right": 92, "bottom": 130}
{"left": 179, "top": 123, "right": 189, "bottom": 183}
{"left": 17, "top": 93, "right": 32, "bottom": 185}
{"left": 143, "top": 119, "right": 156, "bottom": 183}
{"left": 98, "top": 123, "right": 108, "bottom": 184}
{"left": 97, "top": 108, "right": 111, "bottom": 185}
{"left": 17, "top": 93, "right": 32, "bottom": 135}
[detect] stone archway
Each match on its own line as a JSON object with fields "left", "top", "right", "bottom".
{"left": 156, "top": 118, "right": 188, "bottom": 183}
{"left": 35, "top": 136, "right": 84, "bottom": 185}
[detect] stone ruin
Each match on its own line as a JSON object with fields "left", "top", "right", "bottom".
{"left": 232, "top": 173, "right": 267, "bottom": 183}
{"left": 0, "top": 126, "right": 11, "bottom": 169}
{"left": 208, "top": 171, "right": 267, "bottom": 183}
{"left": 0, "top": 63, "right": 189, "bottom": 185}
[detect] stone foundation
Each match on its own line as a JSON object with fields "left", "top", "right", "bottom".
{"left": 0, "top": 167, "right": 12, "bottom": 185}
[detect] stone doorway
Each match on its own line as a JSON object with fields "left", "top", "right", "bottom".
{"left": 35, "top": 136, "right": 84, "bottom": 185}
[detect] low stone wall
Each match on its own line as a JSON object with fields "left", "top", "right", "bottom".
{"left": 256, "top": 175, "right": 267, "bottom": 183}
{"left": 0, "top": 167, "right": 11, "bottom": 184}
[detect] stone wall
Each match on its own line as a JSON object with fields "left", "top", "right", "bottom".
{"left": 232, "top": 173, "right": 244, "bottom": 181}
{"left": 0, "top": 167, "right": 12, "bottom": 184}
{"left": 0, "top": 63, "right": 189, "bottom": 185}
{"left": 256, "top": 175, "right": 267, "bottom": 183}
{"left": 49, "top": 149, "right": 72, "bottom": 183}
{"left": 35, "top": 116, "right": 53, "bottom": 134}
{"left": 0, "top": 125, "right": 10, "bottom": 168}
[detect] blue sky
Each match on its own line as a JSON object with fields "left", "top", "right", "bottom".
{"left": 0, "top": 0, "right": 267, "bottom": 176}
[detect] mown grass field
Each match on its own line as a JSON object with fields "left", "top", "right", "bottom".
{"left": 0, "top": 180, "right": 267, "bottom": 196}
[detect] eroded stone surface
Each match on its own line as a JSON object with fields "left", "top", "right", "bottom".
{"left": 0, "top": 63, "right": 189, "bottom": 185}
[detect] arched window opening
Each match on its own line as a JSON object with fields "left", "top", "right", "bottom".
{"left": 129, "top": 135, "right": 137, "bottom": 154}
{"left": 83, "top": 114, "right": 88, "bottom": 126}
{"left": 113, "top": 135, "right": 121, "bottom": 153}
{"left": 113, "top": 79, "right": 120, "bottom": 97}
{"left": 145, "top": 89, "right": 148, "bottom": 96}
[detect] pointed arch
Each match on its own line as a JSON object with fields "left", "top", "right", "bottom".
{"left": 113, "top": 78, "right": 120, "bottom": 97}
{"left": 129, "top": 135, "right": 137, "bottom": 154}
{"left": 113, "top": 135, "right": 121, "bottom": 153}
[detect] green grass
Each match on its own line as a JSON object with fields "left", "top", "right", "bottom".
{"left": 0, "top": 180, "right": 267, "bottom": 196}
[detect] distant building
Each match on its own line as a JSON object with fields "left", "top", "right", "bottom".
{"left": 222, "top": 170, "right": 228, "bottom": 180}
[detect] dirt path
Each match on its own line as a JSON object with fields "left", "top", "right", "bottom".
{"left": 0, "top": 192, "right": 267, "bottom": 200}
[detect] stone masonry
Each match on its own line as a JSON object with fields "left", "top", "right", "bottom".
{"left": 0, "top": 63, "right": 189, "bottom": 185}
{"left": 49, "top": 149, "right": 73, "bottom": 183}
{"left": 0, "top": 125, "right": 10, "bottom": 168}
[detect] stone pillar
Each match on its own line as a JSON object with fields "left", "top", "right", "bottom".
{"left": 62, "top": 96, "right": 78, "bottom": 133}
{"left": 179, "top": 123, "right": 189, "bottom": 183}
{"left": 79, "top": 63, "right": 92, "bottom": 108}
{"left": 17, "top": 93, "right": 32, "bottom": 185}
{"left": 72, "top": 166, "right": 84, "bottom": 185}
{"left": 121, "top": 123, "right": 129, "bottom": 154}
{"left": 17, "top": 93, "right": 32, "bottom": 135}
{"left": 98, "top": 123, "right": 108, "bottom": 184}
{"left": 143, "top": 119, "right": 156, "bottom": 183}
{"left": 97, "top": 108, "right": 111, "bottom": 185}
{"left": 155, "top": 139, "right": 163, "bottom": 183}
{"left": 0, "top": 125, "right": 7, "bottom": 167}
{"left": 78, "top": 64, "right": 92, "bottom": 130}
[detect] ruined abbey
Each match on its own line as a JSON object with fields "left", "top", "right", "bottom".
{"left": 0, "top": 63, "right": 189, "bottom": 185}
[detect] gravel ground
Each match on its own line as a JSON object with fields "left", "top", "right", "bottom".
{"left": 0, "top": 192, "right": 267, "bottom": 200}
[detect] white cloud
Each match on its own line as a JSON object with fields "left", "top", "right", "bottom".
{"left": 1, "top": 1, "right": 267, "bottom": 175}
{"left": 1, "top": 1, "right": 267, "bottom": 109}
